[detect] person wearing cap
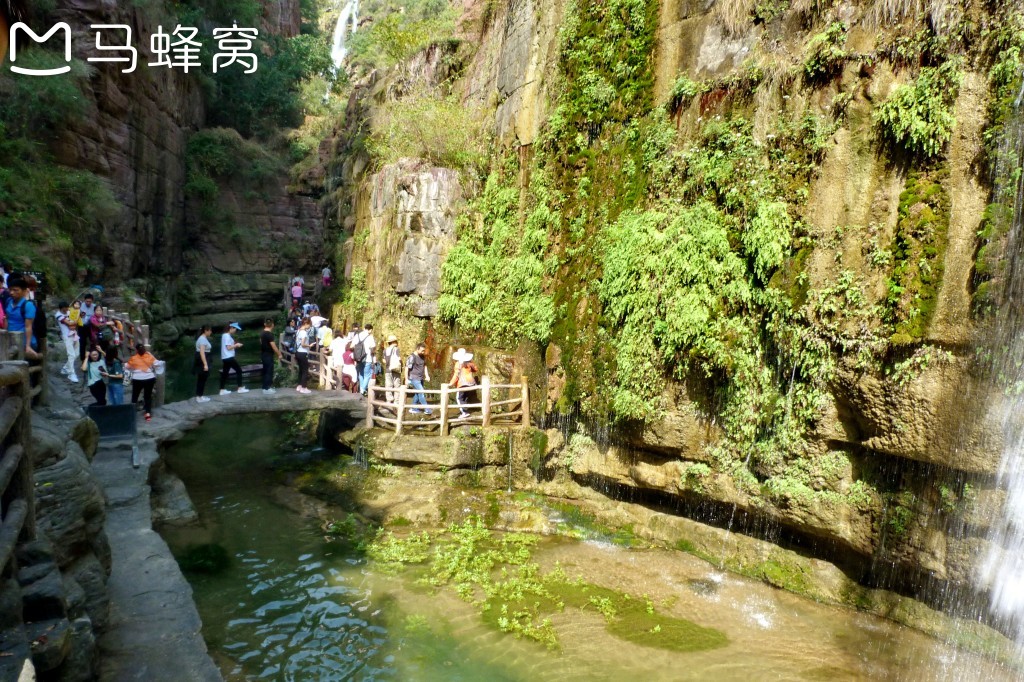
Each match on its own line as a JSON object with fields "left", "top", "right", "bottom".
{"left": 382, "top": 335, "right": 403, "bottom": 404}
{"left": 219, "top": 323, "right": 248, "bottom": 395}
{"left": 55, "top": 301, "right": 79, "bottom": 382}
{"left": 448, "top": 348, "right": 478, "bottom": 419}
{"left": 125, "top": 343, "right": 159, "bottom": 421}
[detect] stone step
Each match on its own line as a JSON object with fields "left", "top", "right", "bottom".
{"left": 24, "top": 617, "right": 71, "bottom": 673}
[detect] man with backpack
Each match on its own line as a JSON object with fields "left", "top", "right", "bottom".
{"left": 4, "top": 276, "right": 40, "bottom": 360}
{"left": 351, "top": 323, "right": 376, "bottom": 396}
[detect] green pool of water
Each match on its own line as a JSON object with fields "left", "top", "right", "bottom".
{"left": 160, "top": 415, "right": 1018, "bottom": 681}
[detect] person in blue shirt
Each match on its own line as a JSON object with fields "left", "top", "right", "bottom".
{"left": 4, "top": 275, "right": 39, "bottom": 359}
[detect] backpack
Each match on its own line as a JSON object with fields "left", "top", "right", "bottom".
{"left": 351, "top": 333, "right": 367, "bottom": 363}
{"left": 30, "top": 300, "right": 46, "bottom": 344}
{"left": 10, "top": 299, "right": 44, "bottom": 344}
{"left": 387, "top": 346, "right": 401, "bottom": 372}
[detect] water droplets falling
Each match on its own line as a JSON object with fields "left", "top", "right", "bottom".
{"left": 977, "top": 73, "right": 1024, "bottom": 649}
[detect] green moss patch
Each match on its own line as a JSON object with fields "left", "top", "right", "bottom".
{"left": 884, "top": 169, "right": 950, "bottom": 343}
{"left": 368, "top": 518, "right": 727, "bottom": 652}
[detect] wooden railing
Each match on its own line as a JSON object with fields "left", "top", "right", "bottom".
{"left": 0, "top": 330, "right": 46, "bottom": 407}
{"left": 0, "top": 362, "right": 37, "bottom": 677}
{"left": 366, "top": 375, "right": 530, "bottom": 436}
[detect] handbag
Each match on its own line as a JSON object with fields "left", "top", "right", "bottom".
{"left": 122, "top": 367, "right": 132, "bottom": 387}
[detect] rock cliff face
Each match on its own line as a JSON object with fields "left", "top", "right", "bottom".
{"left": 327, "top": 0, "right": 1021, "bottom": 616}
{"left": 49, "top": 0, "right": 325, "bottom": 341}
{"left": 14, "top": 390, "right": 109, "bottom": 680}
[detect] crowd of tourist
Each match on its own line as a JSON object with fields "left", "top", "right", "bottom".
{"left": 0, "top": 271, "right": 162, "bottom": 421}
{"left": 280, "top": 276, "right": 480, "bottom": 417}
{"left": 2, "top": 267, "right": 479, "bottom": 421}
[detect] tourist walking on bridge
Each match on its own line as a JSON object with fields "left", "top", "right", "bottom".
{"left": 406, "top": 343, "right": 431, "bottom": 415}
{"left": 194, "top": 325, "right": 213, "bottom": 403}
{"left": 354, "top": 323, "right": 376, "bottom": 395}
{"left": 126, "top": 343, "right": 159, "bottom": 421}
{"left": 261, "top": 318, "right": 283, "bottom": 394}
{"left": 449, "top": 348, "right": 478, "bottom": 419}
{"left": 295, "top": 317, "right": 313, "bottom": 394}
{"left": 219, "top": 323, "right": 248, "bottom": 395}
{"left": 383, "top": 335, "right": 402, "bottom": 404}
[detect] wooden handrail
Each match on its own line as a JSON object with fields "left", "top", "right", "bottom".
{"left": 366, "top": 374, "right": 529, "bottom": 435}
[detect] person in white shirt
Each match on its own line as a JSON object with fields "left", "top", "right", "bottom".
{"left": 219, "top": 322, "right": 248, "bottom": 395}
{"left": 327, "top": 328, "right": 347, "bottom": 389}
{"left": 55, "top": 301, "right": 79, "bottom": 382}
{"left": 322, "top": 266, "right": 332, "bottom": 288}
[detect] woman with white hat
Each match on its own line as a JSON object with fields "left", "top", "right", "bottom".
{"left": 448, "top": 348, "right": 478, "bottom": 419}
{"left": 382, "top": 335, "right": 403, "bottom": 404}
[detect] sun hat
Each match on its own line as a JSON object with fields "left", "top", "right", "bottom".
{"left": 387, "top": 335, "right": 398, "bottom": 344}
{"left": 229, "top": 322, "right": 242, "bottom": 331}
{"left": 452, "top": 348, "right": 473, "bottom": 362}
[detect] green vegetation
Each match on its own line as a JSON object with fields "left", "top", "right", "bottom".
{"left": 874, "top": 59, "right": 963, "bottom": 159}
{"left": 347, "top": 0, "right": 457, "bottom": 68}
{"left": 185, "top": 128, "right": 286, "bottom": 207}
{"left": 368, "top": 89, "right": 492, "bottom": 174}
{"left": 884, "top": 170, "right": 950, "bottom": 343}
{"left": 178, "top": 1, "right": 336, "bottom": 137}
{"left": 368, "top": 518, "right": 727, "bottom": 652}
{"left": 803, "top": 22, "right": 849, "bottom": 82}
{"left": 0, "top": 50, "right": 119, "bottom": 287}
{"left": 438, "top": 159, "right": 557, "bottom": 345}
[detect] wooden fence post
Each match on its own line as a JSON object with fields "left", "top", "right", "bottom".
{"left": 365, "top": 387, "right": 375, "bottom": 429}
{"left": 395, "top": 385, "right": 407, "bottom": 435}
{"left": 521, "top": 375, "right": 530, "bottom": 427}
{"left": 440, "top": 383, "right": 450, "bottom": 437}
{"left": 481, "top": 376, "right": 491, "bottom": 427}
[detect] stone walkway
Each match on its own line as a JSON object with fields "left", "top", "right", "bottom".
{"left": 73, "top": 381, "right": 364, "bottom": 680}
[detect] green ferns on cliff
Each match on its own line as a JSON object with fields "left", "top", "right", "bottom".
{"left": 874, "top": 59, "right": 963, "bottom": 160}
{"left": 438, "top": 162, "right": 557, "bottom": 345}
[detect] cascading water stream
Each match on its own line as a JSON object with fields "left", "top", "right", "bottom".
{"left": 976, "top": 75, "right": 1024, "bottom": 649}
{"left": 330, "top": 0, "right": 359, "bottom": 72}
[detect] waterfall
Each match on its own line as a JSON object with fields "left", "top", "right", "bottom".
{"left": 977, "top": 76, "right": 1024, "bottom": 648}
{"left": 330, "top": 0, "right": 360, "bottom": 71}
